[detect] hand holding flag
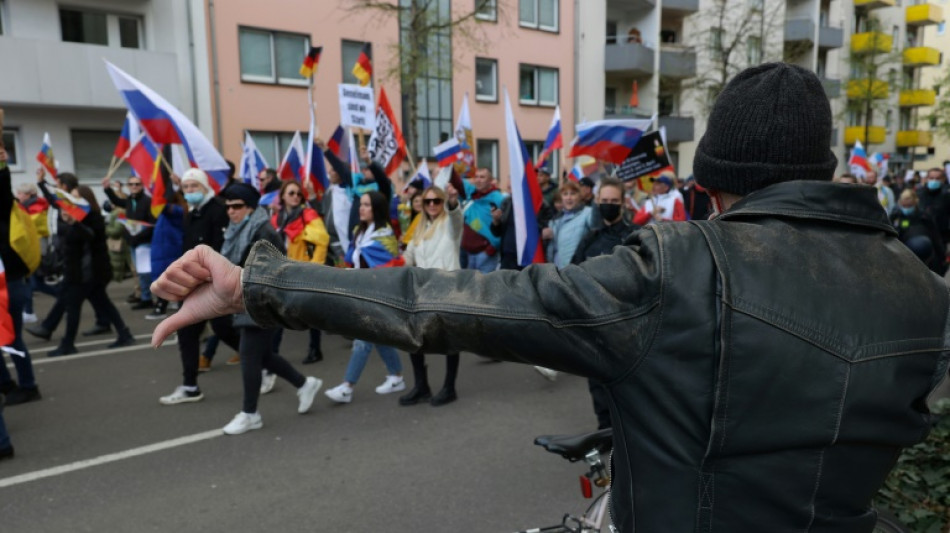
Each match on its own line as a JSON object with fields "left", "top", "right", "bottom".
{"left": 36, "top": 133, "right": 57, "bottom": 178}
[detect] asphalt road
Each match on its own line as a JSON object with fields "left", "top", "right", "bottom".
{"left": 0, "top": 279, "right": 598, "bottom": 533}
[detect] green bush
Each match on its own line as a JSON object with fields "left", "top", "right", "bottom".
{"left": 874, "top": 398, "right": 950, "bottom": 532}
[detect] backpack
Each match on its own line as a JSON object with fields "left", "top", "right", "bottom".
{"left": 10, "top": 203, "right": 41, "bottom": 273}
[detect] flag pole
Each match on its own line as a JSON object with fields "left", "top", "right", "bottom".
{"left": 106, "top": 133, "right": 145, "bottom": 180}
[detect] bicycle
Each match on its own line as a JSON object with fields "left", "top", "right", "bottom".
{"left": 514, "top": 428, "right": 615, "bottom": 533}
{"left": 514, "top": 428, "right": 911, "bottom": 533}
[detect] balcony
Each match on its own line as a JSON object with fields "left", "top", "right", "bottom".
{"left": 844, "top": 126, "right": 886, "bottom": 145}
{"left": 896, "top": 130, "right": 933, "bottom": 147}
{"left": 903, "top": 46, "right": 942, "bottom": 67}
{"left": 604, "top": 105, "right": 654, "bottom": 120}
{"left": 659, "top": 46, "right": 696, "bottom": 79}
{"left": 821, "top": 78, "right": 841, "bottom": 99}
{"left": 846, "top": 79, "right": 889, "bottom": 100}
{"left": 785, "top": 18, "right": 815, "bottom": 43}
{"left": 818, "top": 25, "right": 844, "bottom": 49}
{"left": 662, "top": 0, "right": 699, "bottom": 13}
{"left": 0, "top": 37, "right": 181, "bottom": 109}
{"left": 605, "top": 42, "right": 655, "bottom": 76}
{"left": 851, "top": 32, "right": 893, "bottom": 54}
{"left": 906, "top": 4, "right": 944, "bottom": 26}
{"left": 899, "top": 89, "right": 937, "bottom": 107}
{"left": 658, "top": 115, "right": 694, "bottom": 143}
{"left": 853, "top": 0, "right": 896, "bottom": 9}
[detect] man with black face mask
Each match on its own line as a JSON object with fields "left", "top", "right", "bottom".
{"left": 571, "top": 177, "right": 639, "bottom": 265}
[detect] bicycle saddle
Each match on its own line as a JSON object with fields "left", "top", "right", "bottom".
{"left": 534, "top": 428, "right": 613, "bottom": 462}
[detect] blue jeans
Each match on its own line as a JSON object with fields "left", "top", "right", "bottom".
{"left": 0, "top": 408, "right": 9, "bottom": 450}
{"left": 343, "top": 340, "right": 401, "bottom": 385}
{"left": 462, "top": 250, "right": 499, "bottom": 274}
{"left": 0, "top": 278, "right": 36, "bottom": 389}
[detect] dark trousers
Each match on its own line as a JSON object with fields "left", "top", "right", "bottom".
{"left": 0, "top": 278, "right": 36, "bottom": 389}
{"left": 239, "top": 326, "right": 305, "bottom": 414}
{"left": 177, "top": 316, "right": 239, "bottom": 387}
{"left": 41, "top": 286, "right": 110, "bottom": 333}
{"left": 408, "top": 351, "right": 459, "bottom": 391}
{"left": 272, "top": 328, "right": 322, "bottom": 352}
{"left": 61, "top": 282, "right": 127, "bottom": 349}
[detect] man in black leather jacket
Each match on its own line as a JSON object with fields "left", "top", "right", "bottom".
{"left": 151, "top": 64, "right": 950, "bottom": 532}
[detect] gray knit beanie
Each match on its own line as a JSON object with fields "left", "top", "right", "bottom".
{"left": 693, "top": 63, "right": 838, "bottom": 196}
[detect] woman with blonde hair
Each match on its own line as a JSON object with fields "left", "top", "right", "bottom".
{"left": 399, "top": 183, "right": 464, "bottom": 406}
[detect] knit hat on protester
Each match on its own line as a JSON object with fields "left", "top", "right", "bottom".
{"left": 181, "top": 168, "right": 214, "bottom": 196}
{"left": 221, "top": 182, "right": 261, "bottom": 209}
{"left": 693, "top": 62, "right": 838, "bottom": 197}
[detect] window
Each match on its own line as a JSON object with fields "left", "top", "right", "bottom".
{"left": 606, "top": 21, "right": 618, "bottom": 44}
{"left": 248, "top": 131, "right": 296, "bottom": 170}
{"left": 342, "top": 40, "right": 373, "bottom": 86}
{"left": 1, "top": 129, "right": 21, "bottom": 171}
{"left": 892, "top": 25, "right": 900, "bottom": 51}
{"left": 0, "top": 0, "right": 6, "bottom": 36}
{"left": 886, "top": 109, "right": 893, "bottom": 132}
{"left": 476, "top": 139, "right": 498, "bottom": 178}
{"left": 72, "top": 130, "right": 122, "bottom": 182}
{"left": 524, "top": 141, "right": 558, "bottom": 177}
{"left": 747, "top": 36, "right": 762, "bottom": 65}
{"left": 239, "top": 27, "right": 309, "bottom": 86}
{"left": 605, "top": 87, "right": 617, "bottom": 115}
{"left": 400, "top": 4, "right": 452, "bottom": 157}
{"left": 747, "top": 0, "right": 764, "bottom": 11}
{"left": 519, "top": 0, "right": 558, "bottom": 32}
{"left": 475, "top": 0, "right": 497, "bottom": 21}
{"left": 519, "top": 65, "right": 558, "bottom": 106}
{"left": 475, "top": 58, "right": 498, "bottom": 102}
{"left": 60, "top": 9, "right": 142, "bottom": 48}
{"left": 938, "top": 21, "right": 946, "bottom": 35}
{"left": 710, "top": 27, "right": 723, "bottom": 61}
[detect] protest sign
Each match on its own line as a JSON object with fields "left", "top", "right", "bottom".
{"left": 338, "top": 84, "right": 375, "bottom": 130}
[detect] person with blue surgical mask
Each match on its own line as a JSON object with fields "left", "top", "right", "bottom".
{"left": 891, "top": 188, "right": 947, "bottom": 275}
{"left": 917, "top": 167, "right": 950, "bottom": 248}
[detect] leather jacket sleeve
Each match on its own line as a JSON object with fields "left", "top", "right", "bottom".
{"left": 242, "top": 231, "right": 663, "bottom": 382}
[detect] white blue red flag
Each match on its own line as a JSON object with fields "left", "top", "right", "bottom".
{"left": 537, "top": 106, "right": 563, "bottom": 167}
{"left": 569, "top": 117, "right": 653, "bottom": 164}
{"left": 36, "top": 133, "right": 57, "bottom": 178}
{"left": 869, "top": 152, "right": 889, "bottom": 176}
{"left": 433, "top": 138, "right": 463, "bottom": 168}
{"left": 504, "top": 91, "right": 545, "bottom": 267}
{"left": 305, "top": 116, "right": 330, "bottom": 197}
{"left": 327, "top": 125, "right": 347, "bottom": 159}
{"left": 113, "top": 112, "right": 141, "bottom": 159}
{"left": 52, "top": 188, "right": 91, "bottom": 223}
{"left": 848, "top": 140, "right": 872, "bottom": 178}
{"left": 404, "top": 159, "right": 432, "bottom": 192}
{"left": 277, "top": 131, "right": 306, "bottom": 182}
{"left": 453, "top": 94, "right": 476, "bottom": 178}
{"left": 126, "top": 134, "right": 160, "bottom": 189}
{"left": 239, "top": 132, "right": 269, "bottom": 188}
{"left": 105, "top": 61, "right": 229, "bottom": 191}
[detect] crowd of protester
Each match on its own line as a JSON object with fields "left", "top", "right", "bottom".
{"left": 1, "top": 138, "right": 948, "bottom": 454}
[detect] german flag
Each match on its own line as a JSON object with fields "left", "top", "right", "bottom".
{"left": 299, "top": 46, "right": 322, "bottom": 78}
{"left": 351, "top": 43, "right": 372, "bottom": 86}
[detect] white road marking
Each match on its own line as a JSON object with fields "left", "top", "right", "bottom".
{"left": 0, "top": 429, "right": 223, "bottom": 489}
{"left": 29, "top": 333, "right": 157, "bottom": 354}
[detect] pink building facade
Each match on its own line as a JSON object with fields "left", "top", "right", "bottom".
{"left": 206, "top": 0, "right": 575, "bottom": 190}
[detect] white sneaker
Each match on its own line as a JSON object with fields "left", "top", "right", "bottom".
{"left": 534, "top": 366, "right": 559, "bottom": 382}
{"left": 375, "top": 375, "right": 406, "bottom": 395}
{"left": 222, "top": 411, "right": 263, "bottom": 435}
{"left": 325, "top": 383, "right": 352, "bottom": 403}
{"left": 22, "top": 312, "right": 38, "bottom": 324}
{"left": 260, "top": 371, "right": 277, "bottom": 395}
{"left": 159, "top": 386, "right": 204, "bottom": 405}
{"left": 297, "top": 376, "right": 323, "bottom": 413}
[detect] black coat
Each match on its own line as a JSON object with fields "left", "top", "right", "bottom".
{"left": 570, "top": 218, "right": 639, "bottom": 265}
{"left": 105, "top": 188, "right": 154, "bottom": 246}
{"left": 61, "top": 211, "right": 111, "bottom": 285}
{"left": 0, "top": 165, "right": 29, "bottom": 281}
{"left": 916, "top": 184, "right": 950, "bottom": 234}
{"left": 183, "top": 198, "right": 229, "bottom": 252}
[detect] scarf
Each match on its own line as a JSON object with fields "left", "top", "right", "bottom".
{"left": 221, "top": 207, "right": 271, "bottom": 265}
{"left": 346, "top": 223, "right": 404, "bottom": 269}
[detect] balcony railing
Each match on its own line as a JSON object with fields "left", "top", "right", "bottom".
{"left": 785, "top": 18, "right": 815, "bottom": 42}
{"left": 658, "top": 115, "right": 695, "bottom": 143}
{"left": 605, "top": 41, "right": 655, "bottom": 76}
{"left": 818, "top": 25, "right": 844, "bottom": 49}
{"left": 846, "top": 79, "right": 889, "bottom": 100}
{"left": 906, "top": 4, "right": 943, "bottom": 26}
{"left": 844, "top": 126, "right": 887, "bottom": 145}
{"left": 661, "top": 0, "right": 699, "bottom": 13}
{"left": 896, "top": 130, "right": 933, "bottom": 147}
{"left": 604, "top": 105, "right": 654, "bottom": 120}
{"left": 903, "top": 46, "right": 942, "bottom": 67}
{"left": 659, "top": 45, "right": 696, "bottom": 78}
{"left": 899, "top": 89, "right": 936, "bottom": 107}
{"left": 821, "top": 78, "right": 841, "bottom": 99}
{"left": 853, "top": 0, "right": 896, "bottom": 10}
{"left": 851, "top": 32, "right": 893, "bottom": 54}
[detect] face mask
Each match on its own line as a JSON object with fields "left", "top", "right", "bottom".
{"left": 927, "top": 180, "right": 941, "bottom": 190}
{"left": 900, "top": 206, "right": 915, "bottom": 216}
{"left": 599, "top": 202, "right": 622, "bottom": 222}
{"left": 185, "top": 192, "right": 205, "bottom": 206}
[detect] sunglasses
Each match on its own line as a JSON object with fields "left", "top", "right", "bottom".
{"left": 285, "top": 191, "right": 302, "bottom": 197}
{"left": 225, "top": 203, "right": 247, "bottom": 210}
{"left": 423, "top": 198, "right": 444, "bottom": 206}
{"left": 128, "top": 182, "right": 142, "bottom": 187}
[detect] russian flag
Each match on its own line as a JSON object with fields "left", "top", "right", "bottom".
{"left": 52, "top": 188, "right": 91, "bottom": 222}
{"left": 536, "top": 106, "right": 563, "bottom": 167}
{"left": 105, "top": 61, "right": 230, "bottom": 192}
{"left": 327, "top": 125, "right": 347, "bottom": 159}
{"left": 36, "top": 133, "right": 57, "bottom": 178}
{"left": 848, "top": 140, "right": 872, "bottom": 178}
{"left": 433, "top": 138, "right": 463, "bottom": 168}
{"left": 404, "top": 159, "right": 432, "bottom": 192}
{"left": 239, "top": 132, "right": 269, "bottom": 188}
{"left": 277, "top": 131, "right": 306, "bottom": 183}
{"left": 504, "top": 91, "right": 544, "bottom": 267}
{"left": 126, "top": 134, "right": 160, "bottom": 190}
{"left": 305, "top": 116, "right": 329, "bottom": 197}
{"left": 259, "top": 189, "right": 280, "bottom": 208}
{"left": 569, "top": 117, "right": 653, "bottom": 165}
{"left": 113, "top": 113, "right": 140, "bottom": 159}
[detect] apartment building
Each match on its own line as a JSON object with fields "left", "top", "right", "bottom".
{"left": 0, "top": 0, "right": 212, "bottom": 184}
{"left": 209, "top": 0, "right": 575, "bottom": 188}
{"left": 918, "top": 8, "right": 948, "bottom": 172}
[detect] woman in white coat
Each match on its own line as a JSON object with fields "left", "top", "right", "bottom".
{"left": 399, "top": 184, "right": 464, "bottom": 406}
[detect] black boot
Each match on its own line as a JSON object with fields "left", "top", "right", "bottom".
{"left": 302, "top": 347, "right": 323, "bottom": 364}
{"left": 399, "top": 353, "right": 431, "bottom": 406}
{"left": 430, "top": 353, "right": 459, "bottom": 407}
{"left": 108, "top": 328, "right": 136, "bottom": 349}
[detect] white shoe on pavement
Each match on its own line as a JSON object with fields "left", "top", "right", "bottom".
{"left": 297, "top": 376, "right": 323, "bottom": 413}
{"left": 534, "top": 366, "right": 559, "bottom": 382}
{"left": 159, "top": 386, "right": 204, "bottom": 405}
{"left": 325, "top": 383, "right": 352, "bottom": 403}
{"left": 22, "top": 312, "right": 38, "bottom": 324}
{"left": 260, "top": 371, "right": 277, "bottom": 395}
{"left": 222, "top": 412, "right": 263, "bottom": 435}
{"left": 375, "top": 375, "right": 406, "bottom": 395}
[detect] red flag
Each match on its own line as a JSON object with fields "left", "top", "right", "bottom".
{"left": 630, "top": 80, "right": 639, "bottom": 108}
{"left": 367, "top": 88, "right": 407, "bottom": 176}
{"left": 150, "top": 153, "right": 166, "bottom": 219}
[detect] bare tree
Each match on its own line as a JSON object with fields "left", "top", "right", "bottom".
{"left": 926, "top": 64, "right": 950, "bottom": 143}
{"left": 841, "top": 15, "right": 900, "bottom": 148}
{"left": 346, "top": 0, "right": 497, "bottom": 158}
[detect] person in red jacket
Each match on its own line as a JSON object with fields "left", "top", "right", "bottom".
{"left": 633, "top": 175, "right": 686, "bottom": 225}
